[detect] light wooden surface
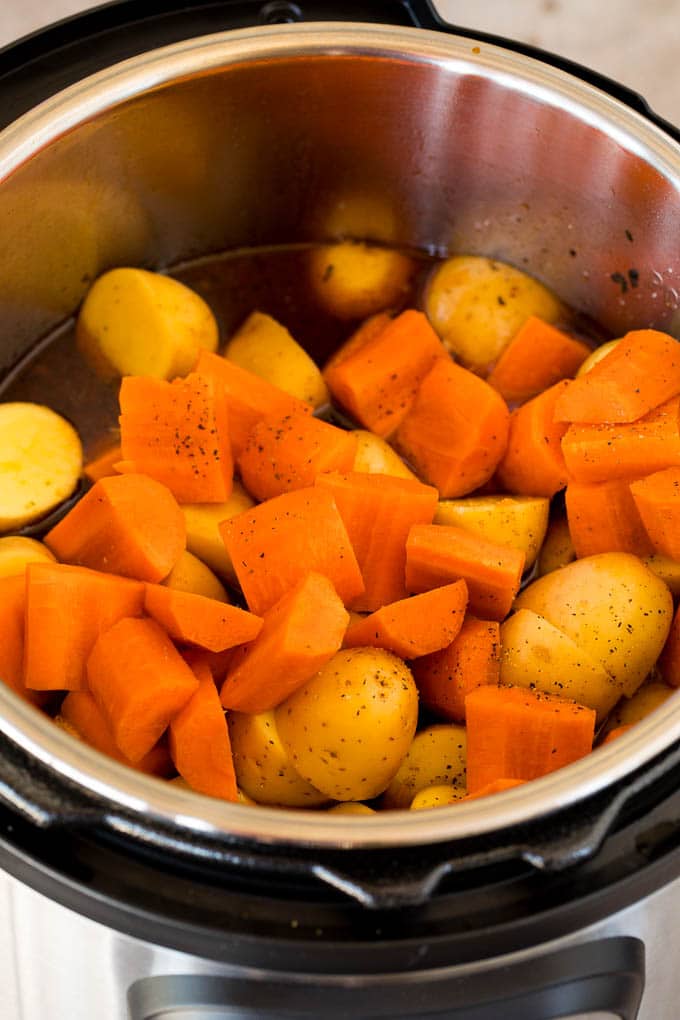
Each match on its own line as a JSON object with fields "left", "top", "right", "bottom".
{"left": 0, "top": 0, "right": 678, "bottom": 124}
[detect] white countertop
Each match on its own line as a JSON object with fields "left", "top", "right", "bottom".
{"left": 0, "top": 0, "right": 678, "bottom": 125}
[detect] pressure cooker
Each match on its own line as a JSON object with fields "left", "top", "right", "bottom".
{"left": 1, "top": 2, "right": 680, "bottom": 1018}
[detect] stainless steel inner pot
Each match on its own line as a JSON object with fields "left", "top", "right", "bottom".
{"left": 1, "top": 22, "right": 680, "bottom": 852}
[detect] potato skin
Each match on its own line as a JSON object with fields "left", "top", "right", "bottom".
{"left": 435, "top": 495, "right": 549, "bottom": 570}
{"left": 180, "top": 481, "right": 254, "bottom": 583}
{"left": 275, "top": 648, "right": 418, "bottom": 801}
{"left": 352, "top": 430, "right": 418, "bottom": 480}
{"left": 604, "top": 681, "right": 675, "bottom": 734}
{"left": 382, "top": 724, "right": 467, "bottom": 809}
{"left": 0, "top": 536, "right": 55, "bottom": 578}
{"left": 309, "top": 242, "right": 414, "bottom": 320}
{"left": 410, "top": 784, "right": 466, "bottom": 810}
{"left": 162, "top": 550, "right": 229, "bottom": 602}
{"left": 537, "top": 515, "right": 576, "bottom": 577}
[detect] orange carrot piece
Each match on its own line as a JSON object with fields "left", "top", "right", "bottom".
{"left": 118, "top": 373, "right": 233, "bottom": 503}
{"left": 220, "top": 486, "right": 364, "bottom": 615}
{"left": 393, "top": 357, "right": 510, "bottom": 497}
{"left": 496, "top": 380, "right": 570, "bottom": 497}
{"left": 601, "top": 724, "right": 634, "bottom": 745}
{"left": 323, "top": 309, "right": 445, "bottom": 437}
{"left": 61, "top": 692, "right": 173, "bottom": 776}
{"left": 343, "top": 581, "right": 468, "bottom": 659}
{"left": 412, "top": 616, "right": 501, "bottom": 722}
{"left": 238, "top": 409, "right": 358, "bottom": 501}
{"left": 83, "top": 442, "right": 122, "bottom": 482}
{"left": 87, "top": 616, "right": 199, "bottom": 763}
{"left": 561, "top": 396, "right": 680, "bottom": 484}
{"left": 0, "top": 575, "right": 41, "bottom": 703}
{"left": 45, "top": 473, "right": 186, "bottom": 583}
{"left": 194, "top": 350, "right": 311, "bottom": 457}
{"left": 465, "top": 685, "right": 595, "bottom": 792}
{"left": 659, "top": 604, "right": 680, "bottom": 687}
{"left": 629, "top": 468, "right": 680, "bottom": 560}
{"left": 462, "top": 778, "right": 527, "bottom": 800}
{"left": 487, "top": 317, "right": 591, "bottom": 404}
{"left": 554, "top": 329, "right": 680, "bottom": 424}
{"left": 315, "top": 471, "right": 438, "bottom": 611}
{"left": 220, "top": 572, "right": 349, "bottom": 713}
{"left": 323, "top": 313, "right": 392, "bottom": 375}
{"left": 169, "top": 654, "right": 238, "bottom": 800}
{"left": 565, "top": 479, "right": 654, "bottom": 558}
{"left": 405, "top": 524, "right": 525, "bottom": 622}
{"left": 24, "top": 562, "right": 144, "bottom": 691}
{"left": 144, "top": 584, "right": 262, "bottom": 652}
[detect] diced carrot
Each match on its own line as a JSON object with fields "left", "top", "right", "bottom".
{"left": 566, "top": 479, "right": 654, "bottom": 558}
{"left": 169, "top": 653, "right": 238, "bottom": 800}
{"left": 659, "top": 604, "right": 680, "bottom": 687}
{"left": 238, "top": 409, "right": 357, "bottom": 501}
{"left": 144, "top": 584, "right": 262, "bottom": 652}
{"left": 561, "top": 396, "right": 680, "bottom": 483}
{"left": 630, "top": 468, "right": 680, "bottom": 560}
{"left": 323, "top": 313, "right": 392, "bottom": 375}
{"left": 220, "top": 573, "right": 349, "bottom": 713}
{"left": 405, "top": 524, "right": 525, "bottom": 622}
{"left": 465, "top": 685, "right": 595, "bottom": 792}
{"left": 496, "top": 380, "right": 570, "bottom": 497}
{"left": 194, "top": 350, "right": 311, "bottom": 457}
{"left": 83, "top": 442, "right": 122, "bottom": 482}
{"left": 118, "top": 373, "right": 233, "bottom": 503}
{"left": 462, "top": 778, "right": 527, "bottom": 800}
{"left": 601, "top": 724, "right": 634, "bottom": 745}
{"left": 87, "top": 616, "right": 199, "bottom": 763}
{"left": 393, "top": 357, "right": 509, "bottom": 497}
{"left": 45, "top": 473, "right": 185, "bottom": 583}
{"left": 60, "top": 691, "right": 173, "bottom": 775}
{"left": 323, "top": 309, "right": 445, "bottom": 437}
{"left": 554, "top": 329, "right": 680, "bottom": 424}
{"left": 220, "top": 486, "right": 364, "bottom": 615}
{"left": 343, "top": 581, "right": 468, "bottom": 659}
{"left": 412, "top": 616, "right": 501, "bottom": 722}
{"left": 315, "top": 471, "right": 438, "bottom": 611}
{"left": 24, "top": 562, "right": 144, "bottom": 691}
{"left": 0, "top": 574, "right": 40, "bottom": 703}
{"left": 487, "top": 316, "right": 591, "bottom": 404}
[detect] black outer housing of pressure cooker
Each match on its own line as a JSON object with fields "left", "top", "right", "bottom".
{"left": 1, "top": 3, "right": 680, "bottom": 1017}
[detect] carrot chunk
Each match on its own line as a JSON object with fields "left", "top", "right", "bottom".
{"left": 144, "top": 584, "right": 263, "bottom": 652}
{"left": 465, "top": 685, "right": 595, "bottom": 792}
{"left": 220, "top": 573, "right": 349, "bottom": 713}
{"left": 487, "top": 316, "right": 591, "bottom": 404}
{"left": 601, "top": 724, "right": 634, "bottom": 745}
{"left": 630, "top": 467, "right": 680, "bottom": 560}
{"left": 323, "top": 313, "right": 392, "bottom": 375}
{"left": 45, "top": 473, "right": 185, "bottom": 583}
{"left": 118, "top": 373, "right": 233, "bottom": 503}
{"left": 87, "top": 616, "right": 199, "bottom": 762}
{"left": 61, "top": 692, "right": 173, "bottom": 775}
{"left": 393, "top": 357, "right": 509, "bottom": 497}
{"left": 83, "top": 442, "right": 122, "bottom": 482}
{"left": 413, "top": 616, "right": 501, "bottom": 722}
{"left": 496, "top": 380, "right": 570, "bottom": 497}
{"left": 169, "top": 654, "right": 238, "bottom": 801}
{"left": 554, "top": 329, "right": 680, "bottom": 424}
{"left": 315, "top": 471, "right": 438, "bottom": 611}
{"left": 220, "top": 486, "right": 364, "bottom": 615}
{"left": 566, "top": 479, "right": 654, "bottom": 558}
{"left": 343, "top": 581, "right": 468, "bottom": 659}
{"left": 0, "top": 575, "right": 36, "bottom": 702}
{"left": 238, "top": 409, "right": 357, "bottom": 501}
{"left": 323, "top": 309, "right": 445, "bottom": 437}
{"left": 24, "top": 562, "right": 145, "bottom": 691}
{"left": 405, "top": 524, "right": 525, "bottom": 622}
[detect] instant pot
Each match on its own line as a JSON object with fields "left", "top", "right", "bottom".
{"left": 1, "top": 2, "right": 680, "bottom": 1018}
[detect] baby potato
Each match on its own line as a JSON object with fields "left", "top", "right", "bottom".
{"left": 0, "top": 403, "right": 83, "bottom": 532}
{"left": 327, "top": 802, "right": 376, "bottom": 815}
{"left": 605, "top": 682, "right": 676, "bottom": 734}
{"left": 162, "top": 550, "right": 229, "bottom": 602}
{"left": 77, "top": 267, "right": 218, "bottom": 380}
{"left": 435, "top": 496, "right": 549, "bottom": 571}
{"left": 515, "top": 553, "right": 673, "bottom": 698}
{"left": 352, "top": 430, "right": 418, "bottom": 480}
{"left": 576, "top": 339, "right": 620, "bottom": 376}
{"left": 643, "top": 554, "right": 680, "bottom": 598}
{"left": 0, "top": 536, "right": 56, "bottom": 578}
{"left": 424, "top": 255, "right": 562, "bottom": 373}
{"left": 382, "top": 724, "right": 467, "bottom": 810}
{"left": 181, "top": 481, "right": 254, "bottom": 583}
{"left": 225, "top": 311, "right": 329, "bottom": 408}
{"left": 537, "top": 515, "right": 576, "bottom": 577}
{"left": 275, "top": 648, "right": 418, "bottom": 801}
{"left": 227, "top": 710, "right": 328, "bottom": 808}
{"left": 410, "top": 784, "right": 466, "bottom": 810}
{"left": 309, "top": 242, "right": 415, "bottom": 320}
{"left": 500, "top": 608, "right": 622, "bottom": 721}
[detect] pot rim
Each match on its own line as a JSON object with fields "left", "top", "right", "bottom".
{"left": 1, "top": 22, "right": 680, "bottom": 851}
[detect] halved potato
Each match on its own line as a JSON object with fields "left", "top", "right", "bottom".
{"left": 352, "top": 430, "right": 418, "bottom": 480}
{"left": 309, "top": 241, "right": 414, "bottom": 320}
{"left": 382, "top": 724, "right": 467, "bottom": 810}
{"left": 0, "top": 403, "right": 82, "bottom": 532}
{"left": 162, "top": 550, "right": 229, "bottom": 602}
{"left": 537, "top": 515, "right": 576, "bottom": 577}
{"left": 410, "top": 784, "right": 466, "bottom": 810}
{"left": 604, "top": 681, "right": 676, "bottom": 733}
{"left": 434, "top": 495, "right": 549, "bottom": 570}
{"left": 644, "top": 554, "right": 680, "bottom": 598}
{"left": 0, "top": 536, "right": 56, "bottom": 578}
{"left": 181, "top": 481, "right": 254, "bottom": 583}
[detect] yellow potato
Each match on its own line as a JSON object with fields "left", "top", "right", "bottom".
{"left": 644, "top": 555, "right": 680, "bottom": 598}
{"left": 275, "top": 648, "right": 418, "bottom": 801}
{"left": 308, "top": 242, "right": 414, "bottom": 320}
{"left": 605, "top": 682, "right": 676, "bottom": 732}
{"left": 181, "top": 481, "right": 254, "bottom": 583}
{"left": 435, "top": 496, "right": 549, "bottom": 570}
{"left": 0, "top": 536, "right": 56, "bottom": 578}
{"left": 76, "top": 267, "right": 218, "bottom": 380}
{"left": 228, "top": 710, "right": 328, "bottom": 808}
{"left": 410, "top": 784, "right": 466, "bottom": 810}
{"left": 537, "top": 516, "right": 576, "bottom": 577}
{"left": 515, "top": 553, "right": 673, "bottom": 698}
{"left": 352, "top": 430, "right": 418, "bottom": 480}
{"left": 327, "top": 802, "right": 376, "bottom": 815}
{"left": 0, "top": 403, "right": 82, "bottom": 532}
{"left": 424, "top": 255, "right": 562, "bottom": 372}
{"left": 576, "top": 338, "right": 620, "bottom": 376}
{"left": 500, "top": 609, "right": 622, "bottom": 721}
{"left": 237, "top": 788, "right": 258, "bottom": 806}
{"left": 225, "top": 311, "right": 329, "bottom": 408}
{"left": 382, "top": 725, "right": 467, "bottom": 810}
{"left": 162, "top": 549, "right": 229, "bottom": 602}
